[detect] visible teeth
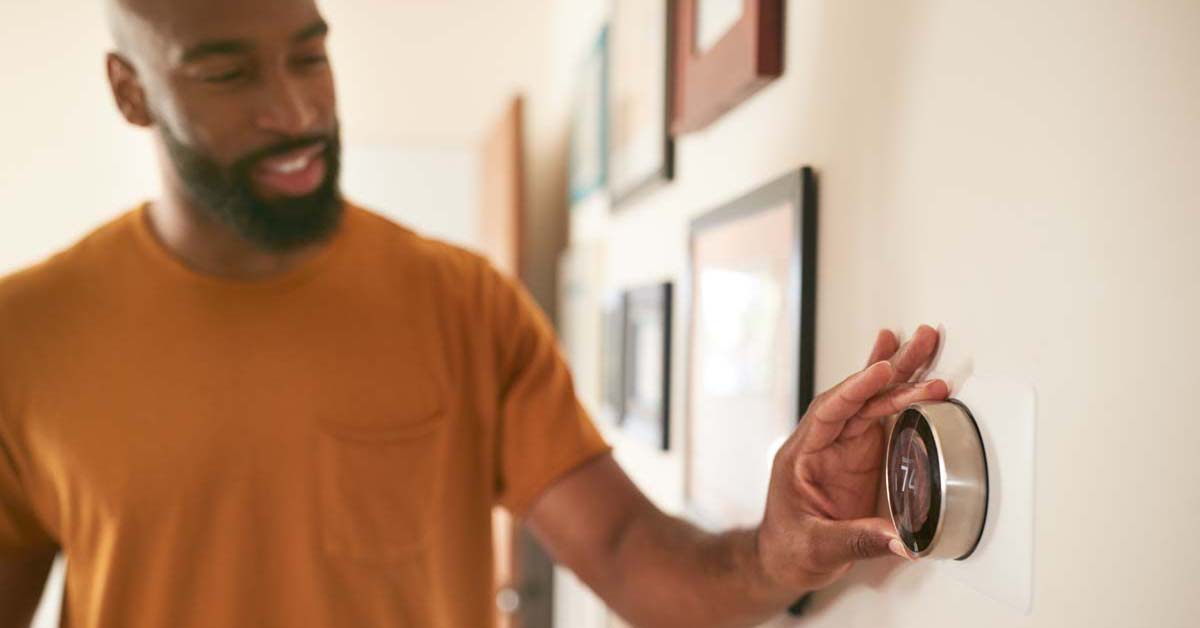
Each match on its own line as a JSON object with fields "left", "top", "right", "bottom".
{"left": 270, "top": 156, "right": 310, "bottom": 174}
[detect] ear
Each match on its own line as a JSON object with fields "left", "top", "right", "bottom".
{"left": 106, "top": 52, "right": 153, "bottom": 127}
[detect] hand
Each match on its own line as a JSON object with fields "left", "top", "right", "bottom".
{"left": 755, "top": 325, "right": 949, "bottom": 592}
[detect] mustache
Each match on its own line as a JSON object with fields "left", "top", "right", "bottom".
{"left": 235, "top": 133, "right": 337, "bottom": 171}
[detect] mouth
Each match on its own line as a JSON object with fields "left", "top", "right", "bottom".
{"left": 251, "top": 142, "right": 328, "bottom": 198}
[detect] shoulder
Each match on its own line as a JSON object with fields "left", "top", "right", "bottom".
{"left": 349, "top": 202, "right": 509, "bottom": 304}
{"left": 0, "top": 211, "right": 131, "bottom": 329}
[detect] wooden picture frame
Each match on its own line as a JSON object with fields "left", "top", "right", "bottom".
{"left": 569, "top": 26, "right": 610, "bottom": 204}
{"left": 621, "top": 282, "right": 673, "bottom": 451}
{"left": 672, "top": 0, "right": 784, "bottom": 134}
{"left": 609, "top": 0, "right": 675, "bottom": 207}
{"left": 683, "top": 168, "right": 817, "bottom": 529}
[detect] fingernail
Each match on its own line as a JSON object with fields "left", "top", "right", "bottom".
{"left": 888, "top": 538, "right": 911, "bottom": 560}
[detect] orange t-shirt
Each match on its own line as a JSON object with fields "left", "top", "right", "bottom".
{"left": 0, "top": 202, "right": 610, "bottom": 627}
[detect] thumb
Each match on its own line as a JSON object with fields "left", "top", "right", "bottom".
{"left": 805, "top": 517, "right": 907, "bottom": 572}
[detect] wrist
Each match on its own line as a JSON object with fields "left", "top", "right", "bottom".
{"left": 749, "top": 525, "right": 808, "bottom": 606}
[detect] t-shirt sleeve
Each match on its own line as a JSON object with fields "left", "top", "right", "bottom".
{"left": 486, "top": 266, "right": 611, "bottom": 518}
{"left": 0, "top": 428, "right": 56, "bottom": 557}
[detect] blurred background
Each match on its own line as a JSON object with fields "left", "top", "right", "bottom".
{"left": 2, "top": 1, "right": 1198, "bottom": 627}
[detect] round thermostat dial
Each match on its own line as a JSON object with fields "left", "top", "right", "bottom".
{"left": 885, "top": 400, "right": 988, "bottom": 560}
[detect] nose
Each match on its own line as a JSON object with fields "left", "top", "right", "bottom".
{"left": 254, "top": 71, "right": 319, "bottom": 136}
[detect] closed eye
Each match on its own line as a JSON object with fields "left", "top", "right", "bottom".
{"left": 202, "top": 68, "right": 250, "bottom": 84}
{"left": 294, "top": 54, "right": 329, "bottom": 69}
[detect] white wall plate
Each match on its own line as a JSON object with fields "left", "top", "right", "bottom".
{"left": 935, "top": 375, "right": 1036, "bottom": 613}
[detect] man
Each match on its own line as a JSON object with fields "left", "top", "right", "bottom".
{"left": 0, "top": 0, "right": 949, "bottom": 626}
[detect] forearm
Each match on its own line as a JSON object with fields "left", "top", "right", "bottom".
{"left": 596, "top": 506, "right": 796, "bottom": 628}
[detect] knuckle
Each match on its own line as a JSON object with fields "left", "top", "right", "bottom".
{"left": 851, "top": 532, "right": 875, "bottom": 560}
{"left": 789, "top": 459, "right": 809, "bottom": 488}
{"left": 773, "top": 442, "right": 794, "bottom": 471}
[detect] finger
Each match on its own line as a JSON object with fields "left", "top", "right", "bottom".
{"left": 865, "top": 329, "right": 900, "bottom": 367}
{"left": 888, "top": 325, "right": 941, "bottom": 384}
{"left": 843, "top": 379, "right": 951, "bottom": 439}
{"left": 810, "top": 362, "right": 894, "bottom": 424}
{"left": 842, "top": 414, "right": 883, "bottom": 439}
{"left": 858, "top": 379, "right": 951, "bottom": 419}
{"left": 805, "top": 517, "right": 904, "bottom": 573}
{"left": 802, "top": 362, "right": 894, "bottom": 451}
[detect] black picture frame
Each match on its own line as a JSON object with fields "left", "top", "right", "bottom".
{"left": 621, "top": 282, "right": 673, "bottom": 451}
{"left": 683, "top": 167, "right": 818, "bottom": 528}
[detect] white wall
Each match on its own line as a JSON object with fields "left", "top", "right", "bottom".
{"left": 0, "top": 0, "right": 159, "bottom": 276}
{"left": 547, "top": 1, "right": 1200, "bottom": 627}
{"left": 341, "top": 143, "right": 478, "bottom": 249}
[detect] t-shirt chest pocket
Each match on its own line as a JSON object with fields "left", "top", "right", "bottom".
{"left": 315, "top": 402, "right": 448, "bottom": 564}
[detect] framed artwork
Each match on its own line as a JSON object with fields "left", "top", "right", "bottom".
{"left": 479, "top": 97, "right": 525, "bottom": 277}
{"left": 609, "top": 0, "right": 674, "bottom": 206}
{"left": 599, "top": 291, "right": 626, "bottom": 426}
{"left": 672, "top": 0, "right": 784, "bottom": 134}
{"left": 684, "top": 168, "right": 817, "bottom": 529}
{"left": 621, "top": 282, "right": 673, "bottom": 451}
{"left": 569, "top": 26, "right": 610, "bottom": 204}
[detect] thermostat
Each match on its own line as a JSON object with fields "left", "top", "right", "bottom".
{"left": 885, "top": 400, "right": 988, "bottom": 560}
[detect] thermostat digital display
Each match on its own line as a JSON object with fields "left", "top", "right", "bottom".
{"left": 886, "top": 400, "right": 988, "bottom": 560}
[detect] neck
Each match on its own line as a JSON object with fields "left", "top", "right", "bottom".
{"left": 143, "top": 187, "right": 330, "bottom": 282}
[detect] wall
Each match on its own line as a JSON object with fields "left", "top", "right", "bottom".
{"left": 547, "top": 1, "right": 1200, "bottom": 627}
{"left": 341, "top": 143, "right": 478, "bottom": 249}
{"left": 0, "top": 0, "right": 159, "bottom": 276}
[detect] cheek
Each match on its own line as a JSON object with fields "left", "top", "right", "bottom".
{"left": 173, "top": 104, "right": 257, "bottom": 164}
{"left": 312, "top": 75, "right": 340, "bottom": 120}
{"left": 163, "top": 77, "right": 268, "bottom": 156}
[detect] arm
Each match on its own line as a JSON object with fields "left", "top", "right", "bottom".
{"left": 527, "top": 454, "right": 790, "bottom": 628}
{"left": 527, "top": 326, "right": 948, "bottom": 627}
{"left": 0, "top": 548, "right": 55, "bottom": 628}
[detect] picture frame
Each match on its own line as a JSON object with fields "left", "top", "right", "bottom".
{"left": 621, "top": 282, "right": 673, "bottom": 451}
{"left": 683, "top": 168, "right": 817, "bottom": 529}
{"left": 569, "top": 26, "right": 610, "bottom": 204}
{"left": 599, "top": 290, "right": 626, "bottom": 426}
{"left": 672, "top": 0, "right": 784, "bottom": 134}
{"left": 609, "top": 0, "right": 675, "bottom": 206}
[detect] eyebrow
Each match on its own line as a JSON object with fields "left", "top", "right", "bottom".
{"left": 180, "top": 40, "right": 250, "bottom": 63}
{"left": 292, "top": 20, "right": 329, "bottom": 43}
{"left": 179, "top": 20, "right": 329, "bottom": 64}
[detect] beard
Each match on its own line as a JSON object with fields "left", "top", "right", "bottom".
{"left": 160, "top": 123, "right": 344, "bottom": 253}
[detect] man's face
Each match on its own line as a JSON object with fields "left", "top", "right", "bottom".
{"left": 115, "top": 0, "right": 343, "bottom": 252}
